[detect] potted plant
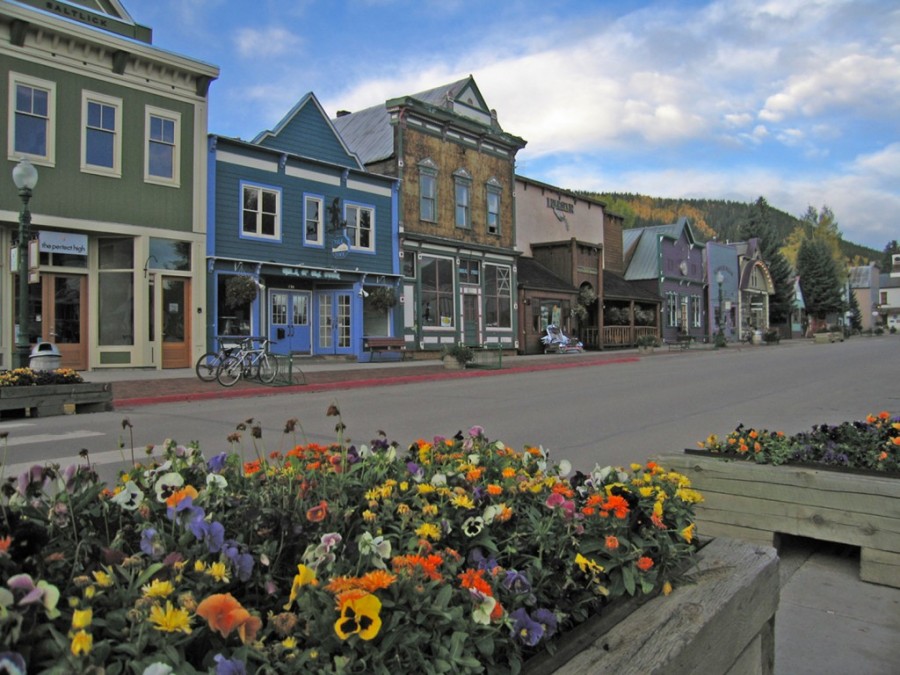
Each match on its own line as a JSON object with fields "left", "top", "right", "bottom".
{"left": 366, "top": 286, "right": 397, "bottom": 313}
{"left": 440, "top": 343, "right": 474, "bottom": 369}
{"left": 635, "top": 334, "right": 659, "bottom": 353}
{"left": 224, "top": 275, "right": 258, "bottom": 309}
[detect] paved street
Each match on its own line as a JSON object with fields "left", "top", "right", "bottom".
{"left": 1, "top": 336, "right": 899, "bottom": 674}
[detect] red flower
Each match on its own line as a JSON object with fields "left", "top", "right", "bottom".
{"left": 637, "top": 556, "right": 654, "bottom": 572}
{"left": 306, "top": 500, "right": 328, "bottom": 523}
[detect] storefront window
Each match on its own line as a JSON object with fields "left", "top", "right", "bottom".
{"left": 149, "top": 238, "right": 191, "bottom": 271}
{"left": 420, "top": 256, "right": 454, "bottom": 328}
{"left": 484, "top": 264, "right": 511, "bottom": 328}
{"left": 217, "top": 274, "right": 251, "bottom": 336}
{"left": 98, "top": 238, "right": 134, "bottom": 345}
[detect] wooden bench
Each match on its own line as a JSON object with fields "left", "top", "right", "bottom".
{"left": 362, "top": 336, "right": 407, "bottom": 361}
{"left": 666, "top": 334, "right": 694, "bottom": 351}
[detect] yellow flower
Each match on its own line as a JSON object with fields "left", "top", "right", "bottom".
{"left": 451, "top": 494, "right": 475, "bottom": 510}
{"left": 71, "top": 608, "right": 93, "bottom": 630}
{"left": 149, "top": 601, "right": 192, "bottom": 633}
{"left": 206, "top": 561, "right": 230, "bottom": 583}
{"left": 92, "top": 570, "right": 113, "bottom": 588}
{"left": 681, "top": 523, "right": 696, "bottom": 543}
{"left": 284, "top": 564, "right": 318, "bottom": 610}
{"left": 422, "top": 504, "right": 439, "bottom": 517}
{"left": 676, "top": 487, "right": 704, "bottom": 504}
{"left": 396, "top": 503, "right": 411, "bottom": 516}
{"left": 417, "top": 484, "right": 436, "bottom": 495}
{"left": 282, "top": 636, "right": 297, "bottom": 649}
{"left": 70, "top": 629, "right": 93, "bottom": 656}
{"left": 663, "top": 581, "right": 673, "bottom": 596}
{"left": 415, "top": 522, "right": 441, "bottom": 541}
{"left": 142, "top": 579, "right": 175, "bottom": 599}
{"left": 334, "top": 592, "right": 382, "bottom": 641}
{"left": 84, "top": 586, "right": 96, "bottom": 600}
{"left": 194, "top": 560, "right": 207, "bottom": 573}
{"left": 362, "top": 510, "right": 377, "bottom": 522}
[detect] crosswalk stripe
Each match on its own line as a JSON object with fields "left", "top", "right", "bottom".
{"left": 1, "top": 430, "right": 105, "bottom": 447}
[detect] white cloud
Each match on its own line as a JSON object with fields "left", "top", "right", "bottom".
{"left": 234, "top": 27, "right": 302, "bottom": 59}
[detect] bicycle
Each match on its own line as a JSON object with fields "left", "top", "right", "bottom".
{"left": 195, "top": 337, "right": 243, "bottom": 382}
{"left": 216, "top": 337, "right": 279, "bottom": 387}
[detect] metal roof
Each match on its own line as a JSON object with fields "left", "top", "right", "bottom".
{"left": 623, "top": 219, "right": 695, "bottom": 281}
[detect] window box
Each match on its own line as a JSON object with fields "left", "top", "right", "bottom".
{"left": 656, "top": 453, "right": 900, "bottom": 588}
{"left": 0, "top": 382, "right": 112, "bottom": 418}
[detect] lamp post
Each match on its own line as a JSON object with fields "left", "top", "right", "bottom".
{"left": 12, "top": 158, "right": 38, "bottom": 369}
{"left": 715, "top": 270, "right": 726, "bottom": 347}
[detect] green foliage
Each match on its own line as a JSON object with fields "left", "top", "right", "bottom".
{"left": 741, "top": 197, "right": 794, "bottom": 324}
{"left": 797, "top": 238, "right": 845, "bottom": 320}
{"left": 440, "top": 343, "right": 475, "bottom": 364}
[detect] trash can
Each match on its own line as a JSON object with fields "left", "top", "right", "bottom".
{"left": 29, "top": 341, "right": 62, "bottom": 371}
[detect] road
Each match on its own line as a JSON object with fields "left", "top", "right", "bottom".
{"left": 2, "top": 338, "right": 897, "bottom": 485}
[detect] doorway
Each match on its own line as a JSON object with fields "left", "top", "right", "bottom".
{"left": 316, "top": 291, "right": 352, "bottom": 356}
{"left": 462, "top": 292, "right": 481, "bottom": 345}
{"left": 270, "top": 289, "right": 311, "bottom": 355}
{"left": 161, "top": 277, "right": 191, "bottom": 368}
{"left": 30, "top": 273, "right": 88, "bottom": 370}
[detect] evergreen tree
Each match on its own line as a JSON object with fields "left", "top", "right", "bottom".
{"left": 741, "top": 197, "right": 794, "bottom": 324}
{"left": 847, "top": 288, "right": 862, "bottom": 332}
{"left": 797, "top": 238, "right": 844, "bottom": 322}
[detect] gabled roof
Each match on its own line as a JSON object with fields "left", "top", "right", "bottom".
{"left": 848, "top": 264, "right": 879, "bottom": 288}
{"left": 517, "top": 258, "right": 578, "bottom": 293}
{"left": 332, "top": 75, "right": 524, "bottom": 166}
{"left": 623, "top": 217, "right": 697, "bottom": 281}
{"left": 252, "top": 92, "right": 363, "bottom": 170}
{"left": 603, "top": 270, "right": 661, "bottom": 303}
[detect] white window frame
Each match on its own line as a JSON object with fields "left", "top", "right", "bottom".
{"left": 304, "top": 194, "right": 324, "bottom": 247}
{"left": 144, "top": 106, "right": 181, "bottom": 187}
{"left": 420, "top": 254, "right": 455, "bottom": 329}
{"left": 81, "top": 91, "right": 122, "bottom": 177}
{"left": 240, "top": 181, "right": 282, "bottom": 242}
{"left": 484, "top": 263, "right": 512, "bottom": 329}
{"left": 8, "top": 72, "right": 56, "bottom": 165}
{"left": 692, "top": 294, "right": 702, "bottom": 328}
{"left": 486, "top": 177, "right": 502, "bottom": 236}
{"left": 418, "top": 159, "right": 438, "bottom": 223}
{"left": 345, "top": 201, "right": 375, "bottom": 252}
{"left": 454, "top": 169, "right": 472, "bottom": 229}
{"left": 666, "top": 291, "right": 678, "bottom": 327}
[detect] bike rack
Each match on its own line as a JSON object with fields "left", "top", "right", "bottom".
{"left": 266, "top": 353, "right": 306, "bottom": 386}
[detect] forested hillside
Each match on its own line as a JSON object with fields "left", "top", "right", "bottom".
{"left": 583, "top": 192, "right": 881, "bottom": 264}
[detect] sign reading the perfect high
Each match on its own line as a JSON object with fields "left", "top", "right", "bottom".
{"left": 39, "top": 231, "right": 88, "bottom": 256}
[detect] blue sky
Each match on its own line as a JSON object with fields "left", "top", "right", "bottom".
{"left": 126, "top": 0, "right": 899, "bottom": 250}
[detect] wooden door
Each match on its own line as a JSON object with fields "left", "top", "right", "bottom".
{"left": 161, "top": 277, "right": 191, "bottom": 368}
{"left": 43, "top": 274, "right": 88, "bottom": 371}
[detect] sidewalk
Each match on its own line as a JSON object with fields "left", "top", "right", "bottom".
{"left": 80, "top": 345, "right": 899, "bottom": 675}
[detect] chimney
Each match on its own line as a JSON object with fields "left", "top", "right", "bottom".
{"left": 892, "top": 254, "right": 900, "bottom": 276}
{"left": 336, "top": 110, "right": 351, "bottom": 117}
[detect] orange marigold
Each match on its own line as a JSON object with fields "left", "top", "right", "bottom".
{"left": 636, "top": 556, "right": 654, "bottom": 572}
{"left": 359, "top": 570, "right": 397, "bottom": 592}
{"left": 486, "top": 484, "right": 503, "bottom": 496}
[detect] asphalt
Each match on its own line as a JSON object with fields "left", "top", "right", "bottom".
{"left": 84, "top": 347, "right": 900, "bottom": 675}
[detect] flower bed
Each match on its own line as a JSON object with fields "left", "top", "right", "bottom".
{"left": 0, "top": 412, "right": 703, "bottom": 673}
{"left": 0, "top": 368, "right": 111, "bottom": 418}
{"left": 656, "top": 411, "right": 900, "bottom": 589}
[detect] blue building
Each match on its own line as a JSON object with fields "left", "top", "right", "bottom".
{"left": 207, "top": 93, "right": 400, "bottom": 360}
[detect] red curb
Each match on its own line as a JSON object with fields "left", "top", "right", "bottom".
{"left": 113, "top": 356, "right": 640, "bottom": 408}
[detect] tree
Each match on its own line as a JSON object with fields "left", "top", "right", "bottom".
{"left": 847, "top": 288, "right": 862, "bottom": 332}
{"left": 741, "top": 196, "right": 794, "bottom": 325}
{"left": 797, "top": 238, "right": 844, "bottom": 324}
{"left": 883, "top": 240, "right": 900, "bottom": 272}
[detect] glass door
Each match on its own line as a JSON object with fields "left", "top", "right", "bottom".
{"left": 316, "top": 291, "right": 352, "bottom": 355}
{"left": 161, "top": 277, "right": 191, "bottom": 368}
{"left": 462, "top": 293, "right": 481, "bottom": 345}
{"left": 269, "top": 290, "right": 311, "bottom": 355}
{"left": 41, "top": 274, "right": 88, "bottom": 370}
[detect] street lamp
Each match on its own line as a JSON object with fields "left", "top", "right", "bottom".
{"left": 12, "top": 158, "right": 38, "bottom": 369}
{"left": 715, "top": 270, "right": 726, "bottom": 348}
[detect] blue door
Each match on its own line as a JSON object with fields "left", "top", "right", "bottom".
{"left": 316, "top": 291, "right": 353, "bottom": 356}
{"left": 269, "top": 290, "right": 311, "bottom": 355}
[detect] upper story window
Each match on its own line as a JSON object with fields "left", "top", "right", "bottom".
{"left": 82, "top": 91, "right": 121, "bottom": 176}
{"left": 241, "top": 182, "right": 281, "bottom": 241}
{"left": 453, "top": 169, "right": 472, "bottom": 229}
{"left": 304, "top": 194, "right": 324, "bottom": 246}
{"left": 418, "top": 159, "right": 437, "bottom": 222}
{"left": 486, "top": 177, "right": 502, "bottom": 236}
{"left": 346, "top": 202, "right": 374, "bottom": 251}
{"left": 9, "top": 73, "right": 56, "bottom": 164}
{"left": 145, "top": 106, "right": 180, "bottom": 186}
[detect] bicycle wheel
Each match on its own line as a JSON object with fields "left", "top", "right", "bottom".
{"left": 216, "top": 355, "right": 244, "bottom": 387}
{"left": 257, "top": 353, "right": 279, "bottom": 384}
{"left": 195, "top": 352, "right": 222, "bottom": 382}
{"left": 243, "top": 353, "right": 260, "bottom": 381}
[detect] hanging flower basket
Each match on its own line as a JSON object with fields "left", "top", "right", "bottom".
{"left": 225, "top": 275, "right": 258, "bottom": 309}
{"left": 367, "top": 286, "right": 398, "bottom": 313}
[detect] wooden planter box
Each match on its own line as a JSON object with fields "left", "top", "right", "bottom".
{"left": 657, "top": 453, "right": 900, "bottom": 588}
{"left": 525, "top": 537, "right": 779, "bottom": 675}
{"left": 0, "top": 382, "right": 113, "bottom": 418}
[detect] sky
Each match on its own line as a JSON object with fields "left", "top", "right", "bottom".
{"left": 124, "top": 0, "right": 899, "bottom": 251}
